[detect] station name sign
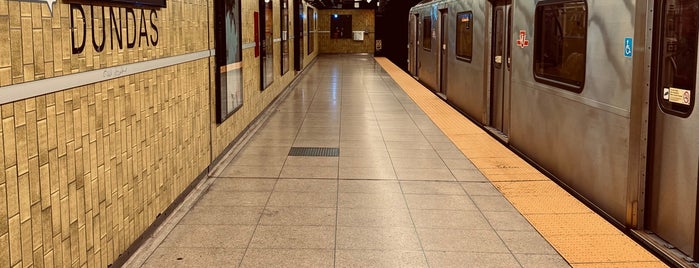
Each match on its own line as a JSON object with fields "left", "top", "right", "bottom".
{"left": 70, "top": 0, "right": 166, "bottom": 8}
{"left": 69, "top": 4, "right": 160, "bottom": 54}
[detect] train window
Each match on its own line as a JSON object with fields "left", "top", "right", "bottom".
{"left": 423, "top": 16, "right": 432, "bottom": 50}
{"left": 456, "top": 11, "right": 473, "bottom": 62}
{"left": 534, "top": 0, "right": 587, "bottom": 93}
{"left": 656, "top": 0, "right": 698, "bottom": 117}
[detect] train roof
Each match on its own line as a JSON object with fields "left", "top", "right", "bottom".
{"left": 410, "top": 0, "right": 447, "bottom": 11}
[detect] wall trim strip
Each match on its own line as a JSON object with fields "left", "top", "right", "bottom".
{"left": 242, "top": 42, "right": 256, "bottom": 49}
{"left": 0, "top": 50, "right": 214, "bottom": 105}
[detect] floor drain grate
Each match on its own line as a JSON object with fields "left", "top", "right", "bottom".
{"left": 288, "top": 147, "right": 340, "bottom": 157}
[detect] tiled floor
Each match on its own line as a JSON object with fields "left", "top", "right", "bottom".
{"left": 132, "top": 55, "right": 568, "bottom": 267}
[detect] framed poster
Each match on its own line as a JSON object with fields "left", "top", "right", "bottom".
{"left": 308, "top": 6, "right": 314, "bottom": 54}
{"left": 259, "top": 0, "right": 274, "bottom": 90}
{"left": 330, "top": 14, "right": 352, "bottom": 39}
{"left": 215, "top": 0, "right": 243, "bottom": 123}
{"left": 281, "top": 0, "right": 289, "bottom": 75}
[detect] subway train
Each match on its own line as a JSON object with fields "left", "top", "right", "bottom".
{"left": 408, "top": 0, "right": 698, "bottom": 265}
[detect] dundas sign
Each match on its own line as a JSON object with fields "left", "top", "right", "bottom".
{"left": 69, "top": 4, "right": 160, "bottom": 54}
{"left": 13, "top": 0, "right": 163, "bottom": 55}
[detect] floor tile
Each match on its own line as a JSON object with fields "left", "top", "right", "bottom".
{"left": 267, "top": 192, "right": 337, "bottom": 208}
{"left": 514, "top": 254, "right": 571, "bottom": 268}
{"left": 259, "top": 207, "right": 336, "bottom": 226}
{"left": 239, "top": 146, "right": 292, "bottom": 156}
{"left": 339, "top": 156, "right": 393, "bottom": 168}
{"left": 337, "top": 208, "right": 413, "bottom": 227}
{"left": 338, "top": 147, "right": 389, "bottom": 157}
{"left": 442, "top": 158, "right": 478, "bottom": 170}
{"left": 229, "top": 154, "right": 288, "bottom": 167}
{"left": 159, "top": 225, "right": 255, "bottom": 248}
{"left": 452, "top": 169, "right": 489, "bottom": 181}
{"left": 395, "top": 168, "right": 456, "bottom": 181}
{"left": 280, "top": 166, "right": 338, "bottom": 179}
{"left": 417, "top": 228, "right": 509, "bottom": 252}
{"left": 472, "top": 195, "right": 518, "bottom": 212}
{"left": 220, "top": 165, "right": 283, "bottom": 178}
{"left": 338, "top": 180, "right": 402, "bottom": 193}
{"left": 424, "top": 251, "right": 520, "bottom": 268}
{"left": 400, "top": 181, "right": 465, "bottom": 195}
{"left": 142, "top": 247, "right": 245, "bottom": 268}
{"left": 283, "top": 156, "right": 339, "bottom": 167}
{"left": 292, "top": 139, "right": 340, "bottom": 148}
{"left": 249, "top": 226, "right": 335, "bottom": 249}
{"left": 207, "top": 178, "right": 277, "bottom": 192}
{"left": 335, "top": 250, "right": 428, "bottom": 268}
{"left": 337, "top": 226, "right": 421, "bottom": 250}
{"left": 339, "top": 167, "right": 396, "bottom": 180}
{"left": 391, "top": 157, "right": 447, "bottom": 169}
{"left": 179, "top": 206, "right": 263, "bottom": 225}
{"left": 384, "top": 140, "right": 436, "bottom": 150}
{"left": 404, "top": 194, "right": 476, "bottom": 210}
{"left": 195, "top": 191, "right": 270, "bottom": 207}
{"left": 240, "top": 249, "right": 334, "bottom": 268}
{"left": 410, "top": 210, "right": 491, "bottom": 229}
{"left": 274, "top": 179, "right": 338, "bottom": 192}
{"left": 338, "top": 192, "right": 407, "bottom": 209}
{"left": 461, "top": 182, "right": 502, "bottom": 196}
{"left": 498, "top": 231, "right": 559, "bottom": 254}
{"left": 437, "top": 149, "right": 469, "bottom": 159}
{"left": 482, "top": 211, "right": 536, "bottom": 231}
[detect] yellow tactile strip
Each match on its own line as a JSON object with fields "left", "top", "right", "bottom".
{"left": 374, "top": 57, "right": 666, "bottom": 267}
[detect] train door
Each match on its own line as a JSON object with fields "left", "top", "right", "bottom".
{"left": 409, "top": 13, "right": 419, "bottom": 76}
{"left": 646, "top": 0, "right": 699, "bottom": 259}
{"left": 488, "top": 0, "right": 512, "bottom": 134}
{"left": 438, "top": 9, "right": 448, "bottom": 98}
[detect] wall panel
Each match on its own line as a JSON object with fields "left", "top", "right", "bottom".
{"left": 318, "top": 9, "right": 374, "bottom": 54}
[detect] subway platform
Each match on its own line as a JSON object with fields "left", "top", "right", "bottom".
{"left": 123, "top": 55, "right": 664, "bottom": 267}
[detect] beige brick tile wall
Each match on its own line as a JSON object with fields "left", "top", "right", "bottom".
{"left": 1, "top": 0, "right": 209, "bottom": 86}
{"left": 0, "top": 59, "right": 211, "bottom": 267}
{"left": 1, "top": 0, "right": 320, "bottom": 267}
{"left": 318, "top": 9, "right": 374, "bottom": 54}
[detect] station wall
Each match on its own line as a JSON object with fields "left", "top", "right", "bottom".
{"left": 318, "top": 9, "right": 375, "bottom": 54}
{"left": 0, "top": 0, "right": 318, "bottom": 267}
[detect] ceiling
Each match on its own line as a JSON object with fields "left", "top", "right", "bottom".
{"left": 305, "top": 0, "right": 385, "bottom": 10}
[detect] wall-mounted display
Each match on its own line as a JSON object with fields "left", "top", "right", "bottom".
{"left": 281, "top": 0, "right": 290, "bottom": 75}
{"left": 331, "top": 14, "right": 352, "bottom": 39}
{"left": 260, "top": 0, "right": 274, "bottom": 90}
{"left": 215, "top": 0, "right": 243, "bottom": 122}
{"left": 308, "top": 7, "right": 315, "bottom": 53}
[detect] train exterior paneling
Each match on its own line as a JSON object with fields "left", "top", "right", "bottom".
{"left": 410, "top": 0, "right": 699, "bottom": 263}
{"left": 445, "top": 0, "right": 487, "bottom": 122}
{"left": 509, "top": 0, "right": 637, "bottom": 223}
{"left": 416, "top": 4, "right": 440, "bottom": 91}
{"left": 412, "top": 0, "right": 488, "bottom": 121}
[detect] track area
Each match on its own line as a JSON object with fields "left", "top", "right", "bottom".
{"left": 375, "top": 57, "right": 666, "bottom": 268}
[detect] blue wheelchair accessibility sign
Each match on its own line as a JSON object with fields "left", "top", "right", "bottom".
{"left": 624, "top": 38, "right": 633, "bottom": 58}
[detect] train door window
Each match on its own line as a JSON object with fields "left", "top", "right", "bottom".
{"left": 456, "top": 11, "right": 473, "bottom": 62}
{"left": 533, "top": 0, "right": 587, "bottom": 93}
{"left": 423, "top": 16, "right": 432, "bottom": 50}
{"left": 656, "top": 0, "right": 698, "bottom": 117}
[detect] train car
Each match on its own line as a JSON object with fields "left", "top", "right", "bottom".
{"left": 408, "top": 0, "right": 699, "bottom": 265}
